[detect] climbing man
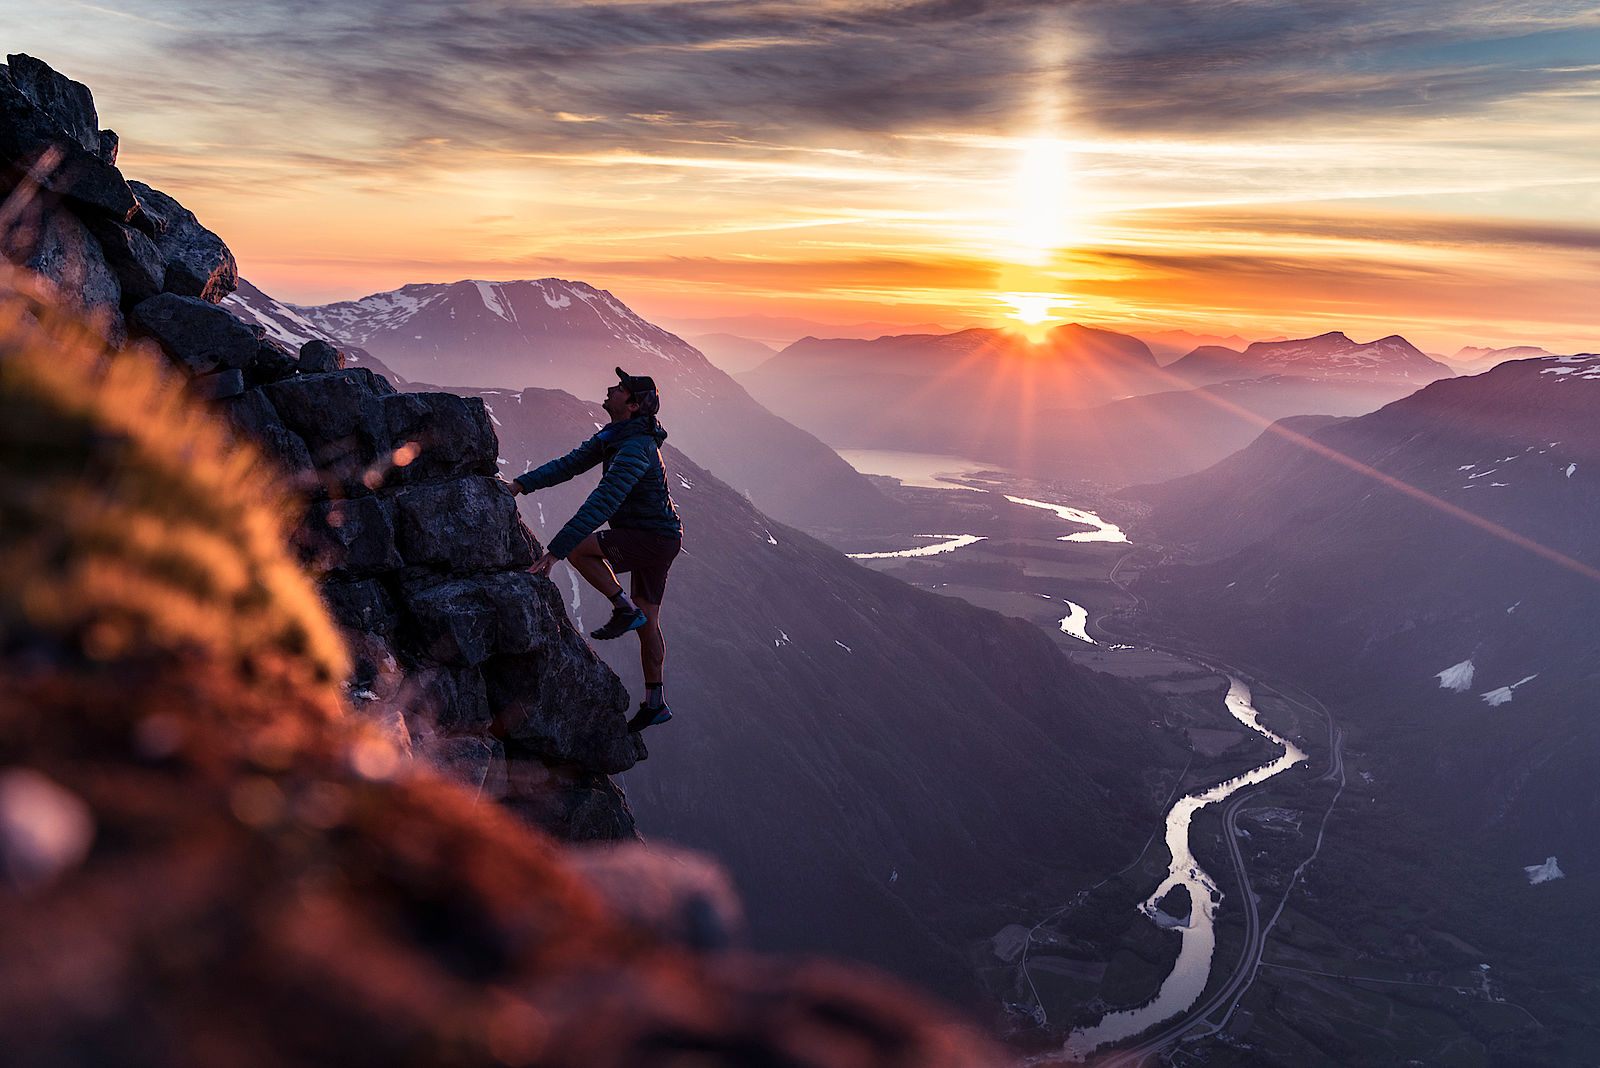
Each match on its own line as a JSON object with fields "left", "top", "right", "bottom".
{"left": 509, "top": 368, "right": 682, "bottom": 732}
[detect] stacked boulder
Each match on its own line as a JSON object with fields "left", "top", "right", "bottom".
{"left": 255, "top": 367, "right": 646, "bottom": 838}
{"left": 1, "top": 53, "right": 643, "bottom": 839}
{"left": 1, "top": 56, "right": 235, "bottom": 354}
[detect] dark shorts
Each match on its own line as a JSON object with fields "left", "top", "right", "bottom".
{"left": 597, "top": 527, "right": 681, "bottom": 604}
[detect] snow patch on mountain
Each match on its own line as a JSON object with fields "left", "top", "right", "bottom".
{"left": 1538, "top": 354, "right": 1600, "bottom": 382}
{"left": 472, "top": 281, "right": 517, "bottom": 323}
{"left": 1435, "top": 659, "right": 1475, "bottom": 692}
{"left": 1480, "top": 674, "right": 1538, "bottom": 707}
{"left": 1524, "top": 856, "right": 1564, "bottom": 884}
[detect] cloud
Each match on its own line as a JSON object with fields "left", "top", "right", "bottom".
{"left": 1060, "top": 1, "right": 1600, "bottom": 133}
{"left": 1107, "top": 208, "right": 1600, "bottom": 254}
{"left": 1070, "top": 241, "right": 1600, "bottom": 339}
{"left": 40, "top": 1, "right": 1600, "bottom": 167}
{"left": 105, "top": 0, "right": 1042, "bottom": 157}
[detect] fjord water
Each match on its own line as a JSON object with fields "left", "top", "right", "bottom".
{"left": 834, "top": 448, "right": 997, "bottom": 490}
{"left": 837, "top": 450, "right": 1128, "bottom": 550}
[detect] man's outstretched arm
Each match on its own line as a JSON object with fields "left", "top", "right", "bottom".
{"left": 541, "top": 439, "right": 652, "bottom": 561}
{"left": 510, "top": 435, "right": 603, "bottom": 495}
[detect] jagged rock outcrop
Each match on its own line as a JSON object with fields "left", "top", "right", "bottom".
{"left": 125, "top": 179, "right": 238, "bottom": 301}
{"left": 228, "top": 335, "right": 644, "bottom": 837}
{"left": 0, "top": 53, "right": 644, "bottom": 839}
{"left": 0, "top": 269, "right": 1006, "bottom": 1065}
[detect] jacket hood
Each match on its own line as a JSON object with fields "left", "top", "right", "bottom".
{"left": 599, "top": 415, "right": 668, "bottom": 446}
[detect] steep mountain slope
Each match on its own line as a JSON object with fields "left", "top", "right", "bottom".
{"left": 738, "top": 323, "right": 1171, "bottom": 454}
{"left": 225, "top": 279, "right": 891, "bottom": 532}
{"left": 1129, "top": 355, "right": 1600, "bottom": 1059}
{"left": 685, "top": 332, "right": 778, "bottom": 373}
{"left": 1164, "top": 330, "right": 1454, "bottom": 387}
{"left": 481, "top": 386, "right": 1187, "bottom": 1001}
{"left": 226, "top": 278, "right": 404, "bottom": 383}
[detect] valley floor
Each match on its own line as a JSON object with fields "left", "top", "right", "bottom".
{"left": 815, "top": 470, "right": 1588, "bottom": 1067}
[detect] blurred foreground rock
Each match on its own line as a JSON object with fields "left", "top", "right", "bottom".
{"left": 0, "top": 265, "right": 1006, "bottom": 1066}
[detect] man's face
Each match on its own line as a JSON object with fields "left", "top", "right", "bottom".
{"left": 603, "top": 384, "right": 637, "bottom": 420}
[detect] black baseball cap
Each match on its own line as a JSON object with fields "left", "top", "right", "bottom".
{"left": 615, "top": 367, "right": 657, "bottom": 396}
{"left": 615, "top": 367, "right": 660, "bottom": 414}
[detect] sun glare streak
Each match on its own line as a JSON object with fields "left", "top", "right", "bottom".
{"left": 990, "top": 9, "right": 1084, "bottom": 333}
{"left": 1266, "top": 419, "right": 1600, "bottom": 584}
{"left": 1012, "top": 136, "right": 1076, "bottom": 261}
{"left": 1123, "top": 360, "right": 1600, "bottom": 586}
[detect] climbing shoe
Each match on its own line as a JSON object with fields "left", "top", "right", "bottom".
{"left": 628, "top": 703, "right": 672, "bottom": 732}
{"left": 590, "top": 605, "right": 647, "bottom": 640}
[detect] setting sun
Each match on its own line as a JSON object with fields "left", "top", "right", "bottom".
{"left": 1001, "top": 292, "right": 1074, "bottom": 334}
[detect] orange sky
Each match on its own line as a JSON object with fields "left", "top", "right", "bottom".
{"left": 13, "top": 1, "right": 1600, "bottom": 354}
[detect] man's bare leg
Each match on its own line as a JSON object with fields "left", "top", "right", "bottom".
{"left": 631, "top": 598, "right": 670, "bottom": 728}
{"left": 564, "top": 534, "right": 648, "bottom": 641}
{"left": 638, "top": 599, "right": 664, "bottom": 688}
{"left": 565, "top": 533, "right": 624, "bottom": 598}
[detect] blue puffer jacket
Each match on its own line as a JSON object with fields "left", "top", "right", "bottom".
{"left": 514, "top": 416, "right": 682, "bottom": 558}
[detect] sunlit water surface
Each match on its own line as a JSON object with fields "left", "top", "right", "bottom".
{"left": 836, "top": 448, "right": 998, "bottom": 491}
{"left": 1059, "top": 677, "right": 1306, "bottom": 1060}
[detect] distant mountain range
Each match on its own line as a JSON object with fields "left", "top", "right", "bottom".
{"left": 738, "top": 322, "right": 1171, "bottom": 454}
{"left": 1444, "top": 343, "right": 1562, "bottom": 376}
{"left": 1130, "top": 352, "right": 1600, "bottom": 1060}
{"left": 739, "top": 323, "right": 1456, "bottom": 487}
{"left": 1164, "top": 330, "right": 1454, "bottom": 387}
{"left": 1003, "top": 374, "right": 1435, "bottom": 486}
{"left": 651, "top": 312, "right": 954, "bottom": 349}
{"left": 684, "top": 332, "right": 778, "bottom": 374}
{"left": 1128, "top": 328, "right": 1254, "bottom": 364}
{"left": 225, "top": 278, "right": 893, "bottom": 532}
{"left": 465, "top": 384, "right": 1186, "bottom": 1001}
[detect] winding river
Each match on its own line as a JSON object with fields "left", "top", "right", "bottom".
{"left": 1060, "top": 677, "right": 1306, "bottom": 1060}
{"left": 838, "top": 448, "right": 1310, "bottom": 1056}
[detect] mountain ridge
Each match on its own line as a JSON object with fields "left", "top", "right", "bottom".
{"left": 226, "top": 276, "right": 896, "bottom": 533}
{"left": 1165, "top": 329, "right": 1454, "bottom": 386}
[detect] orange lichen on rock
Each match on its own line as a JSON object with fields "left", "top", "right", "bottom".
{"left": 0, "top": 264, "right": 348, "bottom": 690}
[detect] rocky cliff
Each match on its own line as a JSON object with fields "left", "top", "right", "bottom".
{"left": 1, "top": 52, "right": 644, "bottom": 840}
